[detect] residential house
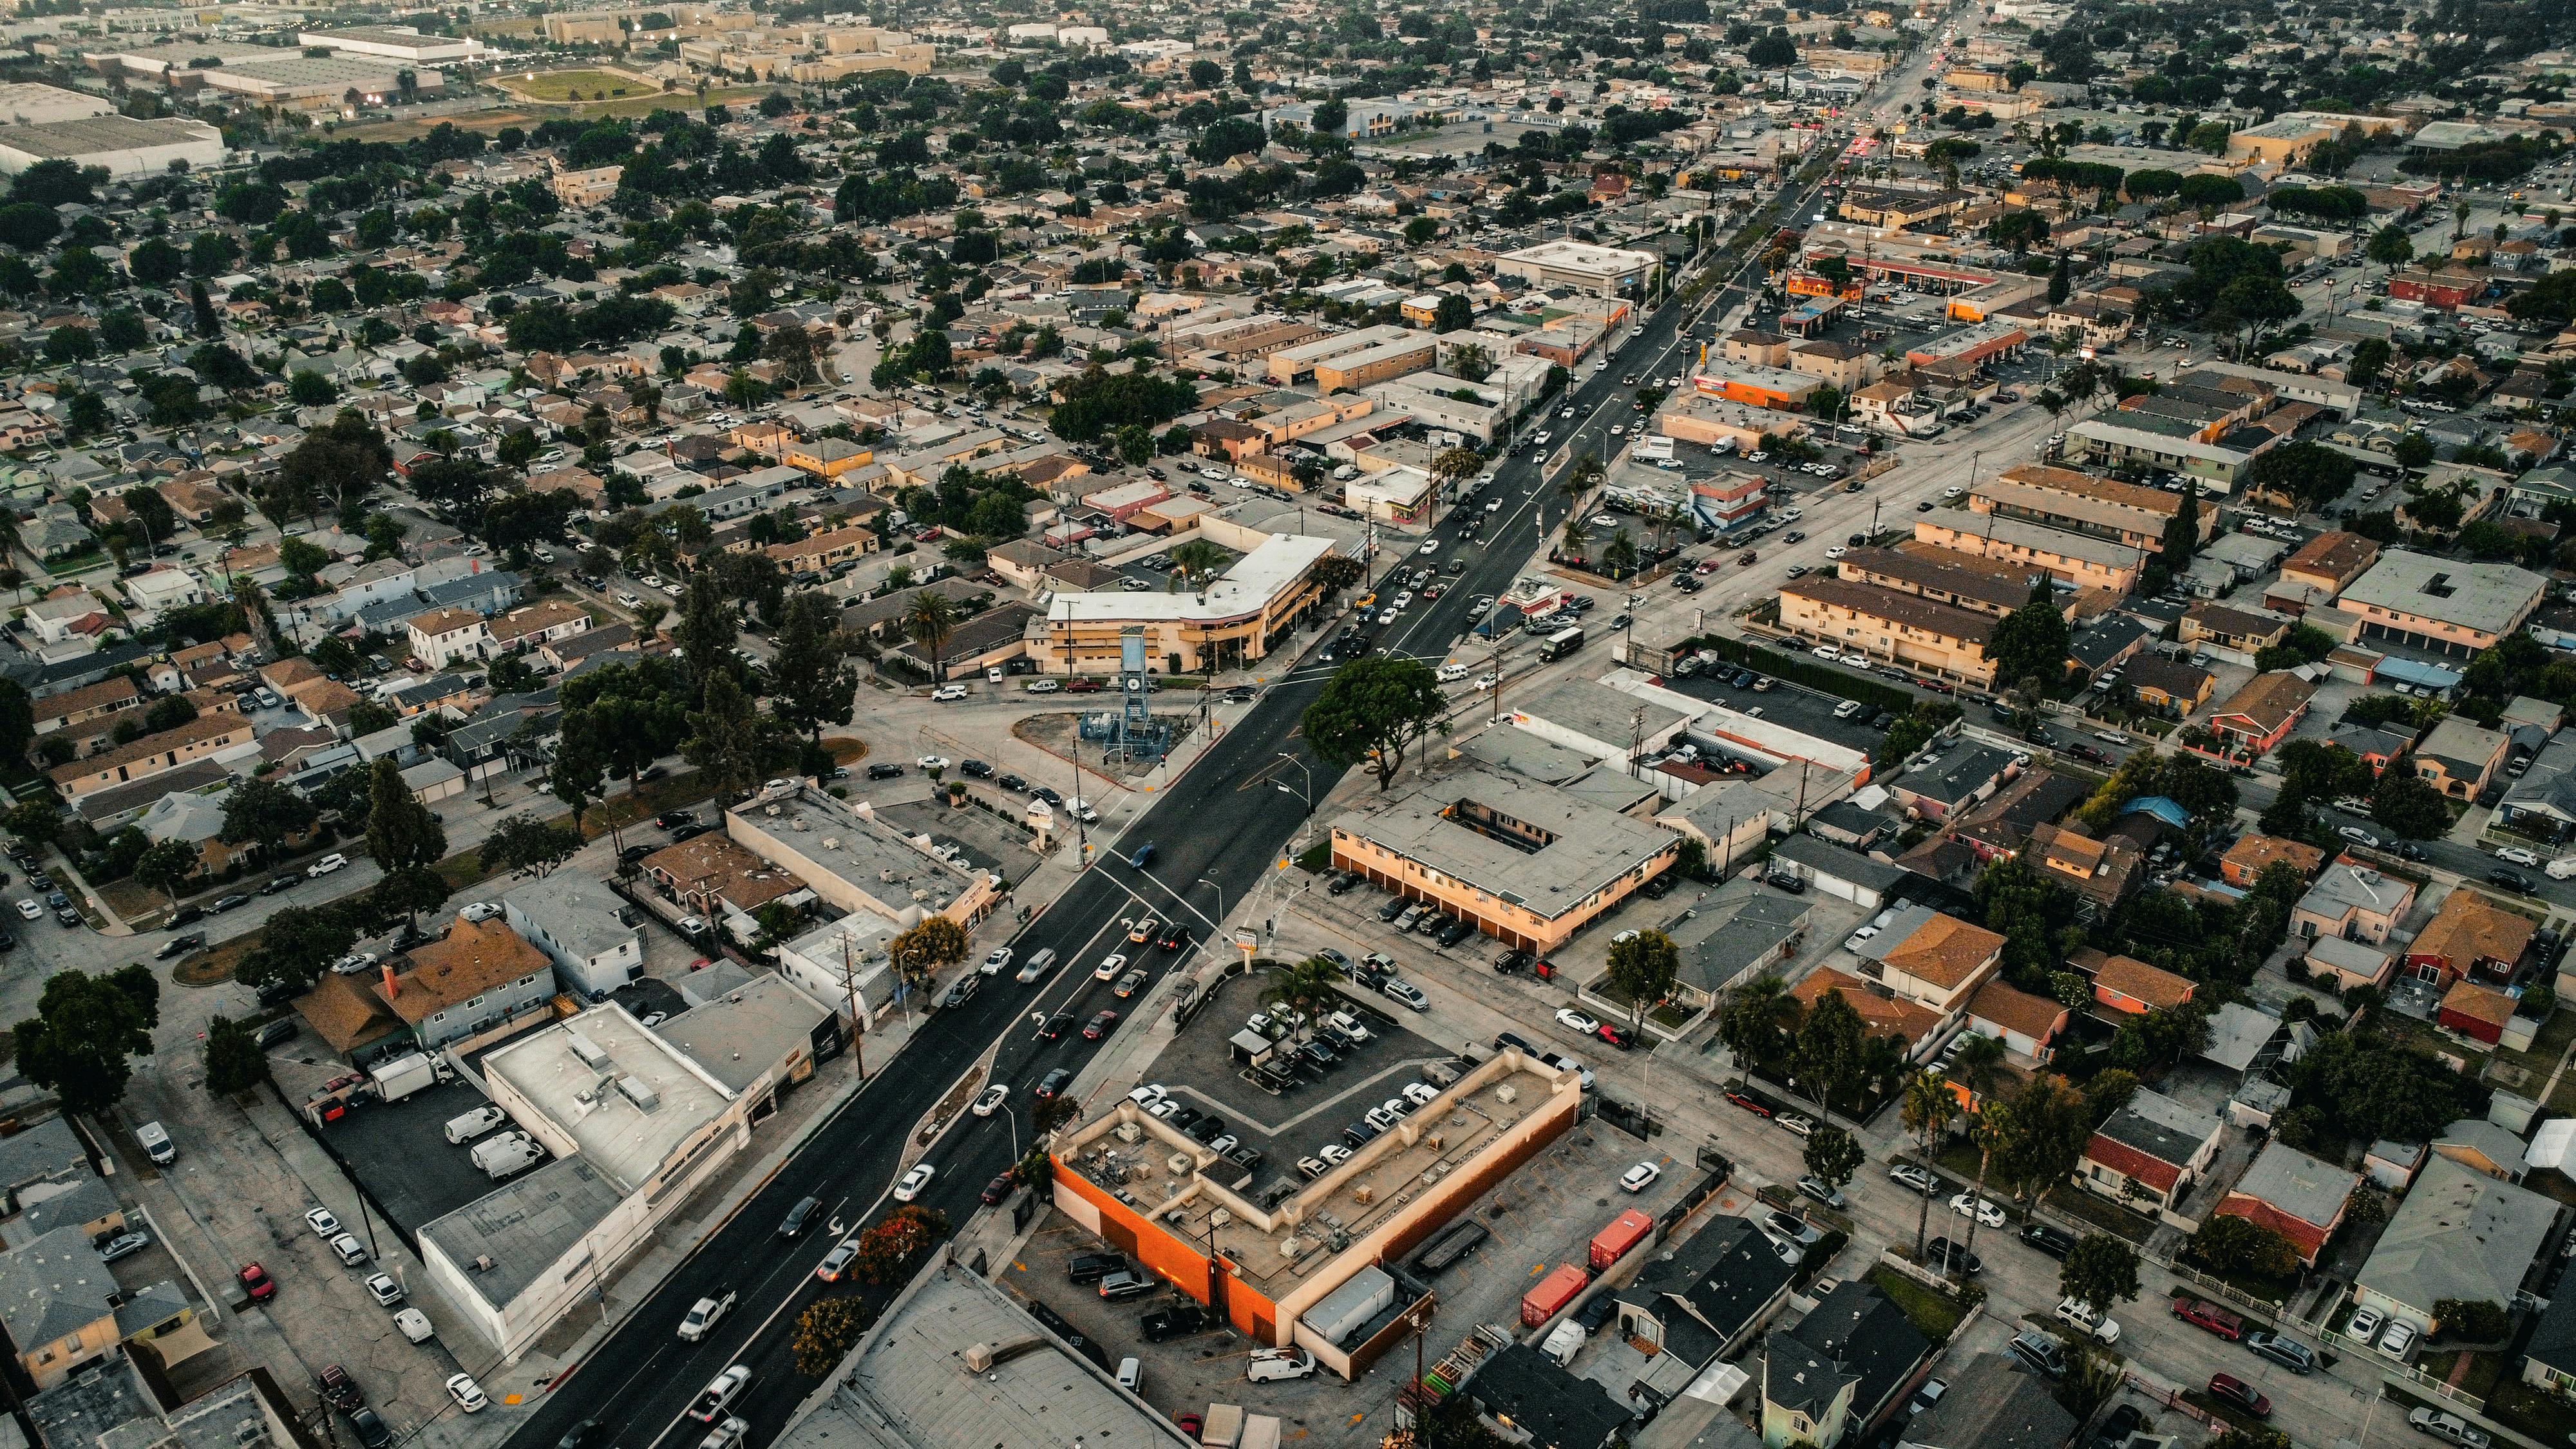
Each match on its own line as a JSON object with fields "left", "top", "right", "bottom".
{"left": 485, "top": 600, "right": 591, "bottom": 656}
{"left": 2357, "top": 1155, "right": 2561, "bottom": 1333}
{"left": 1897, "top": 1352, "right": 2078, "bottom": 1449}
{"left": 2291, "top": 862, "right": 2417, "bottom": 945}
{"left": 2407, "top": 889, "right": 2536, "bottom": 986}
{"left": 1856, "top": 908, "right": 2006, "bottom": 1021}
{"left": 1611, "top": 1215, "right": 1800, "bottom": 1368}
{"left": 0, "top": 1226, "right": 128, "bottom": 1387}
{"left": 2122, "top": 655, "right": 2215, "bottom": 716}
{"left": 2416, "top": 715, "right": 2512, "bottom": 801}
{"left": 2439, "top": 980, "right": 2519, "bottom": 1045}
{"left": 1759, "top": 1280, "right": 1933, "bottom": 1449}
{"left": 30, "top": 676, "right": 138, "bottom": 741}
{"left": 2199, "top": 672, "right": 2318, "bottom": 761}
{"left": 46, "top": 715, "right": 252, "bottom": 802}
{"left": 2082, "top": 951, "right": 2196, "bottom": 1017}
{"left": 382, "top": 919, "right": 556, "bottom": 1052}
{"left": 408, "top": 607, "right": 492, "bottom": 669}
{"left": 2523, "top": 1287, "right": 2576, "bottom": 1398}
{"left": 1963, "top": 978, "right": 2070, "bottom": 1065}
{"left": 1661, "top": 894, "right": 1813, "bottom": 1012}
{"left": 2020, "top": 822, "right": 2143, "bottom": 909}
{"left": 1464, "top": 1343, "right": 1631, "bottom": 1449}
{"left": 1886, "top": 741, "right": 2020, "bottom": 824}
{"left": 2213, "top": 1141, "right": 2358, "bottom": 1265}
{"left": 2304, "top": 935, "right": 2396, "bottom": 992}
{"left": 2079, "top": 1087, "right": 2224, "bottom": 1214}
{"left": 2179, "top": 601, "right": 2292, "bottom": 660}
{"left": 2433, "top": 1120, "right": 2531, "bottom": 1182}
{"left": 1793, "top": 968, "right": 1946, "bottom": 1060}
{"left": 2219, "top": 833, "right": 2325, "bottom": 889}
{"left": 504, "top": 873, "right": 643, "bottom": 999}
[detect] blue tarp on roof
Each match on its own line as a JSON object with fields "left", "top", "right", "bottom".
{"left": 2120, "top": 795, "right": 2192, "bottom": 829}
{"left": 2376, "top": 656, "right": 2464, "bottom": 692}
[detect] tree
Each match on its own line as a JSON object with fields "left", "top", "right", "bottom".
{"left": 14, "top": 967, "right": 157, "bottom": 1116}
{"left": 853, "top": 1204, "right": 947, "bottom": 1284}
{"left": 1791, "top": 989, "right": 1866, "bottom": 1124}
{"left": 1956, "top": 1101, "right": 2012, "bottom": 1264}
{"left": 2371, "top": 770, "right": 2451, "bottom": 838}
{"left": 771, "top": 592, "right": 856, "bottom": 741}
{"left": 1604, "top": 929, "right": 1680, "bottom": 1035}
{"left": 675, "top": 574, "right": 743, "bottom": 698}
{"left": 1302, "top": 656, "right": 1448, "bottom": 792}
{"left": 2192, "top": 1214, "right": 2301, "bottom": 1279}
{"left": 233, "top": 905, "right": 357, "bottom": 997}
{"left": 1432, "top": 292, "right": 1473, "bottom": 332}
{"left": 281, "top": 410, "right": 393, "bottom": 522}
{"left": 889, "top": 916, "right": 970, "bottom": 989}
{"left": 363, "top": 758, "right": 446, "bottom": 914}
{"left": 1718, "top": 972, "right": 1797, "bottom": 1076}
{"left": 2060, "top": 1234, "right": 2141, "bottom": 1315}
{"left": 904, "top": 591, "right": 958, "bottom": 683}
{"left": 480, "top": 813, "right": 582, "bottom": 878}
{"left": 133, "top": 839, "right": 198, "bottom": 911}
{"left": 189, "top": 279, "right": 219, "bottom": 337}
{"left": 1803, "top": 1122, "right": 1864, "bottom": 1191}
{"left": 204, "top": 1014, "right": 269, "bottom": 1095}
{"left": 1987, "top": 598, "right": 2071, "bottom": 692}
{"left": 2432, "top": 1299, "right": 2510, "bottom": 1343}
{"left": 793, "top": 1297, "right": 875, "bottom": 1376}
{"left": 1269, "top": 958, "right": 1343, "bottom": 1045}
{"left": 1900, "top": 1072, "right": 1959, "bottom": 1259}
{"left": 2161, "top": 485, "right": 2201, "bottom": 563}
{"left": 1747, "top": 28, "right": 1799, "bottom": 68}
{"left": 684, "top": 670, "right": 786, "bottom": 798}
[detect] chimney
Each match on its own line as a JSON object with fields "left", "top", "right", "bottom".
{"left": 381, "top": 961, "right": 399, "bottom": 999}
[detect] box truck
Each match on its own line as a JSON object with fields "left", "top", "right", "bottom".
{"left": 470, "top": 1132, "right": 543, "bottom": 1179}
{"left": 370, "top": 1053, "right": 445, "bottom": 1103}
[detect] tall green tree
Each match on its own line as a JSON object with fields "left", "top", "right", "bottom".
{"left": 1987, "top": 598, "right": 2071, "bottom": 690}
{"left": 1791, "top": 989, "right": 1867, "bottom": 1124}
{"left": 1803, "top": 1122, "right": 1865, "bottom": 1192}
{"left": 904, "top": 591, "right": 958, "bottom": 683}
{"left": 363, "top": 757, "right": 447, "bottom": 922}
{"left": 770, "top": 592, "right": 857, "bottom": 742}
{"left": 1901, "top": 1072, "right": 1960, "bottom": 1259}
{"left": 204, "top": 1014, "right": 269, "bottom": 1095}
{"left": 133, "top": 840, "right": 198, "bottom": 913}
{"left": 674, "top": 574, "right": 742, "bottom": 700}
{"left": 14, "top": 967, "right": 159, "bottom": 1116}
{"left": 1604, "top": 929, "right": 1680, "bottom": 1036}
{"left": 1302, "top": 656, "right": 1449, "bottom": 791}
{"left": 685, "top": 670, "right": 787, "bottom": 797}
{"left": 2060, "top": 1234, "right": 2141, "bottom": 1315}
{"left": 2161, "top": 484, "right": 2200, "bottom": 562}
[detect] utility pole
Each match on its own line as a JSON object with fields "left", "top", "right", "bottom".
{"left": 839, "top": 934, "right": 867, "bottom": 1080}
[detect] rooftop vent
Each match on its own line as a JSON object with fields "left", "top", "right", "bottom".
{"left": 472, "top": 1255, "right": 495, "bottom": 1273}
{"left": 616, "top": 1075, "right": 661, "bottom": 1113}
{"left": 565, "top": 1029, "right": 610, "bottom": 1069}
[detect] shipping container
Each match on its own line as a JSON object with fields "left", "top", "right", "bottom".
{"left": 1521, "top": 1263, "right": 1589, "bottom": 1327}
{"left": 1307, "top": 1265, "right": 1396, "bottom": 1345}
{"left": 1591, "top": 1209, "right": 1654, "bottom": 1271}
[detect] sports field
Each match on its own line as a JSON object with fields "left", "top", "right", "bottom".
{"left": 498, "top": 68, "right": 652, "bottom": 102}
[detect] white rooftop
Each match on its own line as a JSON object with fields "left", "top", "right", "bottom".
{"left": 1045, "top": 531, "right": 1336, "bottom": 623}
{"left": 482, "top": 1005, "right": 733, "bottom": 1193}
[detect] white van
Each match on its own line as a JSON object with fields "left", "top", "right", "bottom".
{"left": 137, "top": 1122, "right": 174, "bottom": 1166}
{"left": 1115, "top": 1356, "right": 1142, "bottom": 1393}
{"left": 1015, "top": 947, "right": 1058, "bottom": 984}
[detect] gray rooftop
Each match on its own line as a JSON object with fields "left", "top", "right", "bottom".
{"left": 419, "top": 1157, "right": 625, "bottom": 1311}
{"left": 27, "top": 1350, "right": 156, "bottom": 1448}
{"left": 504, "top": 873, "right": 641, "bottom": 967}
{"left": 1897, "top": 1352, "right": 2077, "bottom": 1449}
{"left": 772, "top": 1254, "right": 1190, "bottom": 1449}
{"left": 735, "top": 788, "right": 985, "bottom": 923}
{"left": 0, "top": 1224, "right": 116, "bottom": 1350}
{"left": 0, "top": 115, "right": 218, "bottom": 159}
{"left": 2340, "top": 550, "right": 2546, "bottom": 637}
{"left": 2230, "top": 1141, "right": 2358, "bottom": 1229}
{"left": 1514, "top": 677, "right": 1690, "bottom": 756}
{"left": 2503, "top": 728, "right": 2576, "bottom": 823}
{"left": 1891, "top": 740, "right": 2018, "bottom": 809}
{"left": 0, "top": 1119, "right": 91, "bottom": 1204}
{"left": 2359, "top": 1153, "right": 2561, "bottom": 1318}
{"left": 2436, "top": 1119, "right": 2530, "bottom": 1178}
{"left": 659, "top": 974, "right": 836, "bottom": 1095}
{"left": 2297, "top": 863, "right": 2407, "bottom": 920}
{"left": 1667, "top": 891, "right": 1814, "bottom": 996}
{"left": 2099, "top": 1087, "right": 2217, "bottom": 1169}
{"left": 1328, "top": 761, "right": 1677, "bottom": 923}
{"left": 15, "top": 1176, "right": 121, "bottom": 1241}
{"left": 1770, "top": 833, "right": 1911, "bottom": 893}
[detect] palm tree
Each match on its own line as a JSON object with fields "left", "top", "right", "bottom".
{"left": 1956, "top": 1101, "right": 2014, "bottom": 1269}
{"left": 1268, "top": 957, "right": 1341, "bottom": 1046}
{"left": 905, "top": 590, "right": 958, "bottom": 683}
{"left": 1900, "top": 1072, "right": 1960, "bottom": 1260}
{"left": 1559, "top": 516, "right": 1589, "bottom": 560}
{"left": 1166, "top": 539, "right": 1224, "bottom": 598}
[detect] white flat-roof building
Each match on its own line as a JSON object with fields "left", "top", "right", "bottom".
{"left": 1493, "top": 240, "right": 1662, "bottom": 298}
{"left": 1030, "top": 531, "right": 1339, "bottom": 675}
{"left": 296, "top": 26, "right": 483, "bottom": 63}
{"left": 196, "top": 55, "right": 445, "bottom": 108}
{"left": 0, "top": 83, "right": 111, "bottom": 127}
{"left": 422, "top": 1005, "right": 748, "bottom": 1359}
{"left": 0, "top": 116, "right": 224, "bottom": 178}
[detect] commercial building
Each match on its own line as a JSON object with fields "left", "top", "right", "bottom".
{"left": 422, "top": 1005, "right": 752, "bottom": 1359}
{"left": 1265, "top": 325, "right": 1416, "bottom": 384}
{"left": 296, "top": 25, "right": 482, "bottom": 62}
{"left": 1329, "top": 759, "right": 1680, "bottom": 953}
{"left": 0, "top": 83, "right": 111, "bottom": 126}
{"left": 1311, "top": 336, "right": 1435, "bottom": 392}
{"left": 2339, "top": 550, "right": 2548, "bottom": 659}
{"left": 1492, "top": 240, "right": 1662, "bottom": 298}
{"left": 724, "top": 784, "right": 1002, "bottom": 932}
{"left": 1777, "top": 574, "right": 1997, "bottom": 687}
{"left": 551, "top": 165, "right": 623, "bottom": 208}
{"left": 196, "top": 55, "right": 444, "bottom": 108}
{"left": 1511, "top": 677, "right": 1692, "bottom": 767}
{"left": 2063, "top": 415, "right": 2265, "bottom": 490}
{"left": 1028, "top": 531, "right": 1338, "bottom": 676}
{"left": 0, "top": 116, "right": 225, "bottom": 178}
{"left": 1050, "top": 1048, "right": 1581, "bottom": 1372}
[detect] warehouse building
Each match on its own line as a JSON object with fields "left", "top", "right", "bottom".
{"left": 1493, "top": 239, "right": 1662, "bottom": 298}
{"left": 196, "top": 55, "right": 444, "bottom": 108}
{"left": 0, "top": 116, "right": 225, "bottom": 177}
{"left": 0, "top": 83, "right": 112, "bottom": 126}
{"left": 296, "top": 25, "right": 482, "bottom": 63}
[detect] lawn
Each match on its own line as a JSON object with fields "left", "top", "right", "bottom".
{"left": 2416, "top": 1350, "right": 2506, "bottom": 1401}
{"left": 500, "top": 68, "right": 654, "bottom": 102}
{"left": 2040, "top": 1184, "right": 2161, "bottom": 1245}
{"left": 2490, "top": 1005, "right": 2576, "bottom": 1092}
{"left": 2483, "top": 1376, "right": 2576, "bottom": 1443}
{"left": 1867, "top": 1265, "right": 1965, "bottom": 1342}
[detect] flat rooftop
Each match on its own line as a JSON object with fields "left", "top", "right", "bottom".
{"left": 482, "top": 1005, "right": 732, "bottom": 1193}
{"left": 1329, "top": 759, "right": 1675, "bottom": 921}
{"left": 1057, "top": 1050, "right": 1575, "bottom": 1296}
{"left": 419, "top": 1157, "right": 625, "bottom": 1312}
{"left": 0, "top": 115, "right": 219, "bottom": 158}
{"left": 2340, "top": 549, "right": 2545, "bottom": 636}
{"left": 1045, "top": 532, "right": 1336, "bottom": 624}
{"left": 735, "top": 787, "right": 985, "bottom": 920}
{"left": 658, "top": 974, "right": 834, "bottom": 1095}
{"left": 773, "top": 1256, "right": 1191, "bottom": 1449}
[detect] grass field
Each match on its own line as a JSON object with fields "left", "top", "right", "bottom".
{"left": 500, "top": 68, "right": 652, "bottom": 102}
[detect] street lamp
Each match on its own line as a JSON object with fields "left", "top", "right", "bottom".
{"left": 1197, "top": 873, "right": 1225, "bottom": 922}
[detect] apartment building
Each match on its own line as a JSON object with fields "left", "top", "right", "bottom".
{"left": 1777, "top": 575, "right": 1997, "bottom": 687}
{"left": 2339, "top": 551, "right": 2547, "bottom": 659}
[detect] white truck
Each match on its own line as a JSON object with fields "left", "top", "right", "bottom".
{"left": 370, "top": 1052, "right": 446, "bottom": 1104}
{"left": 469, "top": 1132, "right": 544, "bottom": 1180}
{"left": 2548, "top": 856, "right": 2576, "bottom": 880}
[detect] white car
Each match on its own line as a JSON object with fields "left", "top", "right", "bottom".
{"left": 1844, "top": 925, "right": 1880, "bottom": 952}
{"left": 1776, "top": 1113, "right": 1814, "bottom": 1139}
{"left": 2054, "top": 1296, "right": 2121, "bottom": 1344}
{"left": 2338, "top": 825, "right": 2382, "bottom": 848}
{"left": 931, "top": 684, "right": 969, "bottom": 701}
{"left": 1824, "top": 546, "right": 1847, "bottom": 559}
{"left": 1403, "top": 1081, "right": 1439, "bottom": 1108}
{"left": 12, "top": 900, "right": 37, "bottom": 920}
{"left": 1245, "top": 1349, "right": 1318, "bottom": 1383}
{"left": 307, "top": 853, "right": 349, "bottom": 877}
{"left": 893, "top": 1164, "right": 935, "bottom": 1202}
{"left": 457, "top": 902, "right": 502, "bottom": 923}
{"left": 616, "top": 591, "right": 641, "bottom": 607}
{"left": 1417, "top": 539, "right": 1440, "bottom": 555}
{"left": 304, "top": 1207, "right": 341, "bottom": 1237}
{"left": 916, "top": 755, "right": 950, "bottom": 772}
{"left": 1318, "top": 1143, "right": 1352, "bottom": 1168}
{"left": 971, "top": 1085, "right": 1009, "bottom": 1117}
{"left": 1127, "top": 1083, "right": 1168, "bottom": 1109}
{"left": 979, "top": 947, "right": 1013, "bottom": 976}
{"left": 2408, "top": 1408, "right": 2488, "bottom": 1449}
{"left": 678, "top": 1292, "right": 735, "bottom": 1342}
{"left": 2382, "top": 1319, "right": 2420, "bottom": 1357}
{"left": 365, "top": 1273, "right": 404, "bottom": 1306}
{"left": 1095, "top": 952, "right": 1127, "bottom": 980}
{"left": 1555, "top": 1008, "right": 1602, "bottom": 1035}
{"left": 1620, "top": 1161, "right": 1662, "bottom": 1193}
{"left": 446, "top": 1374, "right": 488, "bottom": 1413}
{"left": 329, "top": 1233, "right": 367, "bottom": 1265}
{"left": 2497, "top": 846, "right": 2542, "bottom": 867}
{"left": 1475, "top": 673, "right": 1499, "bottom": 690}
{"left": 1947, "top": 1193, "right": 2006, "bottom": 1227}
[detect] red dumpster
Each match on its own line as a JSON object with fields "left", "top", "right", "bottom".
{"left": 1521, "top": 1264, "right": 1589, "bottom": 1327}
{"left": 1591, "top": 1210, "right": 1653, "bottom": 1271}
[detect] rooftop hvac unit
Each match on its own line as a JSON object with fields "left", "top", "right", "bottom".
{"left": 764, "top": 804, "right": 781, "bottom": 817}
{"left": 565, "top": 1029, "right": 610, "bottom": 1069}
{"left": 792, "top": 817, "right": 807, "bottom": 829}
{"left": 1210, "top": 1209, "right": 1232, "bottom": 1229}
{"left": 472, "top": 1255, "right": 495, "bottom": 1272}
{"left": 1421, "top": 1166, "right": 1443, "bottom": 1185}
{"left": 1280, "top": 1236, "right": 1302, "bottom": 1257}
{"left": 616, "top": 1074, "right": 661, "bottom": 1112}
{"left": 1495, "top": 1084, "right": 1519, "bottom": 1104}
{"left": 911, "top": 889, "right": 929, "bottom": 902}
{"left": 822, "top": 838, "right": 839, "bottom": 850}
{"left": 1115, "top": 1122, "right": 1142, "bottom": 1143}
{"left": 1353, "top": 1184, "right": 1375, "bottom": 1205}
{"left": 880, "top": 869, "right": 895, "bottom": 883}
{"left": 1168, "top": 1152, "right": 1193, "bottom": 1175}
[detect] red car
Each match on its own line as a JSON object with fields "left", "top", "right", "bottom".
{"left": 1727, "top": 1092, "right": 1773, "bottom": 1119}
{"left": 1084, "top": 1009, "right": 1119, "bottom": 1040}
{"left": 1066, "top": 678, "right": 1104, "bottom": 693}
{"left": 2207, "top": 1374, "right": 2270, "bottom": 1417}
{"left": 2172, "top": 1296, "right": 2246, "bottom": 1341}
{"left": 981, "top": 1173, "right": 1016, "bottom": 1205}
{"left": 239, "top": 1263, "right": 276, "bottom": 1302}
{"left": 1596, "top": 1022, "right": 1636, "bottom": 1050}
{"left": 1177, "top": 1414, "right": 1204, "bottom": 1439}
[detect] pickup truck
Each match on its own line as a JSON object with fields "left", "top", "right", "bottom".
{"left": 689, "top": 1366, "right": 752, "bottom": 1422}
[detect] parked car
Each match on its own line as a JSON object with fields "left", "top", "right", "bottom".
{"left": 2408, "top": 1408, "right": 2490, "bottom": 1448}
{"left": 2245, "top": 1330, "right": 2316, "bottom": 1374}
{"left": 2206, "top": 1374, "right": 2271, "bottom": 1417}
{"left": 2172, "top": 1296, "right": 2245, "bottom": 1340}
{"left": 2020, "top": 1223, "right": 2076, "bottom": 1258}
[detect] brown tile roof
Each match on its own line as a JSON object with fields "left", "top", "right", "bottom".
{"left": 30, "top": 676, "right": 137, "bottom": 724}
{"left": 643, "top": 835, "right": 803, "bottom": 913}
{"left": 1967, "top": 978, "right": 2067, "bottom": 1043}
{"left": 2412, "top": 890, "right": 2535, "bottom": 972}
{"left": 46, "top": 714, "right": 248, "bottom": 787}
{"left": 2208, "top": 671, "right": 2318, "bottom": 735}
{"left": 261, "top": 658, "right": 324, "bottom": 692}
{"left": 1879, "top": 912, "right": 2005, "bottom": 990}
{"left": 1993, "top": 462, "right": 2181, "bottom": 517}
{"left": 382, "top": 920, "right": 552, "bottom": 1026}
{"left": 2281, "top": 530, "right": 2380, "bottom": 587}
{"left": 2439, "top": 978, "right": 2516, "bottom": 1028}
{"left": 1782, "top": 574, "right": 1998, "bottom": 646}
{"left": 294, "top": 972, "right": 400, "bottom": 1054}
{"left": 487, "top": 600, "right": 589, "bottom": 645}
{"left": 1791, "top": 968, "right": 1943, "bottom": 1046}
{"left": 2090, "top": 952, "right": 2195, "bottom": 1010}
{"left": 2221, "top": 833, "right": 2325, "bottom": 882}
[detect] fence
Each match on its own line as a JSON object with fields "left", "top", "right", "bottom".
{"left": 2382, "top": 1356, "right": 2490, "bottom": 1415}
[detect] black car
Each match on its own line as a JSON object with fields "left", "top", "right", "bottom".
{"left": 1641, "top": 875, "right": 1676, "bottom": 899}
{"left": 1376, "top": 896, "right": 1410, "bottom": 923}
{"left": 1496, "top": 949, "right": 1534, "bottom": 975}
{"left": 0, "top": 930, "right": 16, "bottom": 952}
{"left": 211, "top": 893, "right": 251, "bottom": 913}
{"left": 154, "top": 933, "right": 205, "bottom": 961}
{"left": 1067, "top": 1252, "right": 1128, "bottom": 1284}
{"left": 2395, "top": 842, "right": 2430, "bottom": 861}
{"left": 1035, "top": 1066, "right": 1073, "bottom": 1098}
{"left": 1297, "top": 1040, "right": 1340, "bottom": 1068}
{"left": 557, "top": 1419, "right": 605, "bottom": 1449}
{"left": 960, "top": 759, "right": 995, "bottom": 778}
{"left": 1140, "top": 1305, "right": 1209, "bottom": 1341}
{"left": 1495, "top": 1030, "right": 1535, "bottom": 1053}
{"left": 1167, "top": 1106, "right": 1204, "bottom": 1132}
{"left": 1157, "top": 923, "right": 1189, "bottom": 952}
{"left": 1038, "top": 1012, "right": 1075, "bottom": 1041}
{"left": 2092, "top": 1403, "right": 2143, "bottom": 1449}
{"left": 619, "top": 844, "right": 656, "bottom": 866}
{"left": 2020, "top": 1223, "right": 2076, "bottom": 1258}
{"left": 263, "top": 875, "right": 301, "bottom": 895}
{"left": 346, "top": 1408, "right": 392, "bottom": 1449}
{"left": 1184, "top": 1115, "right": 1226, "bottom": 1144}
{"left": 1869, "top": 710, "right": 1895, "bottom": 731}
{"left": 657, "top": 810, "right": 697, "bottom": 831}
{"left": 1573, "top": 1293, "right": 1619, "bottom": 1336}
{"left": 997, "top": 773, "right": 1027, "bottom": 792}
{"left": 2490, "top": 868, "right": 2538, "bottom": 894}
{"left": 668, "top": 823, "right": 713, "bottom": 844}
{"left": 1327, "top": 872, "right": 1359, "bottom": 896}
{"left": 1032, "top": 786, "right": 1063, "bottom": 806}
{"left": 167, "top": 904, "right": 203, "bottom": 928}
{"left": 940, "top": 976, "right": 979, "bottom": 1009}
{"left": 1924, "top": 1237, "right": 1982, "bottom": 1275}
{"left": 866, "top": 762, "right": 904, "bottom": 781}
